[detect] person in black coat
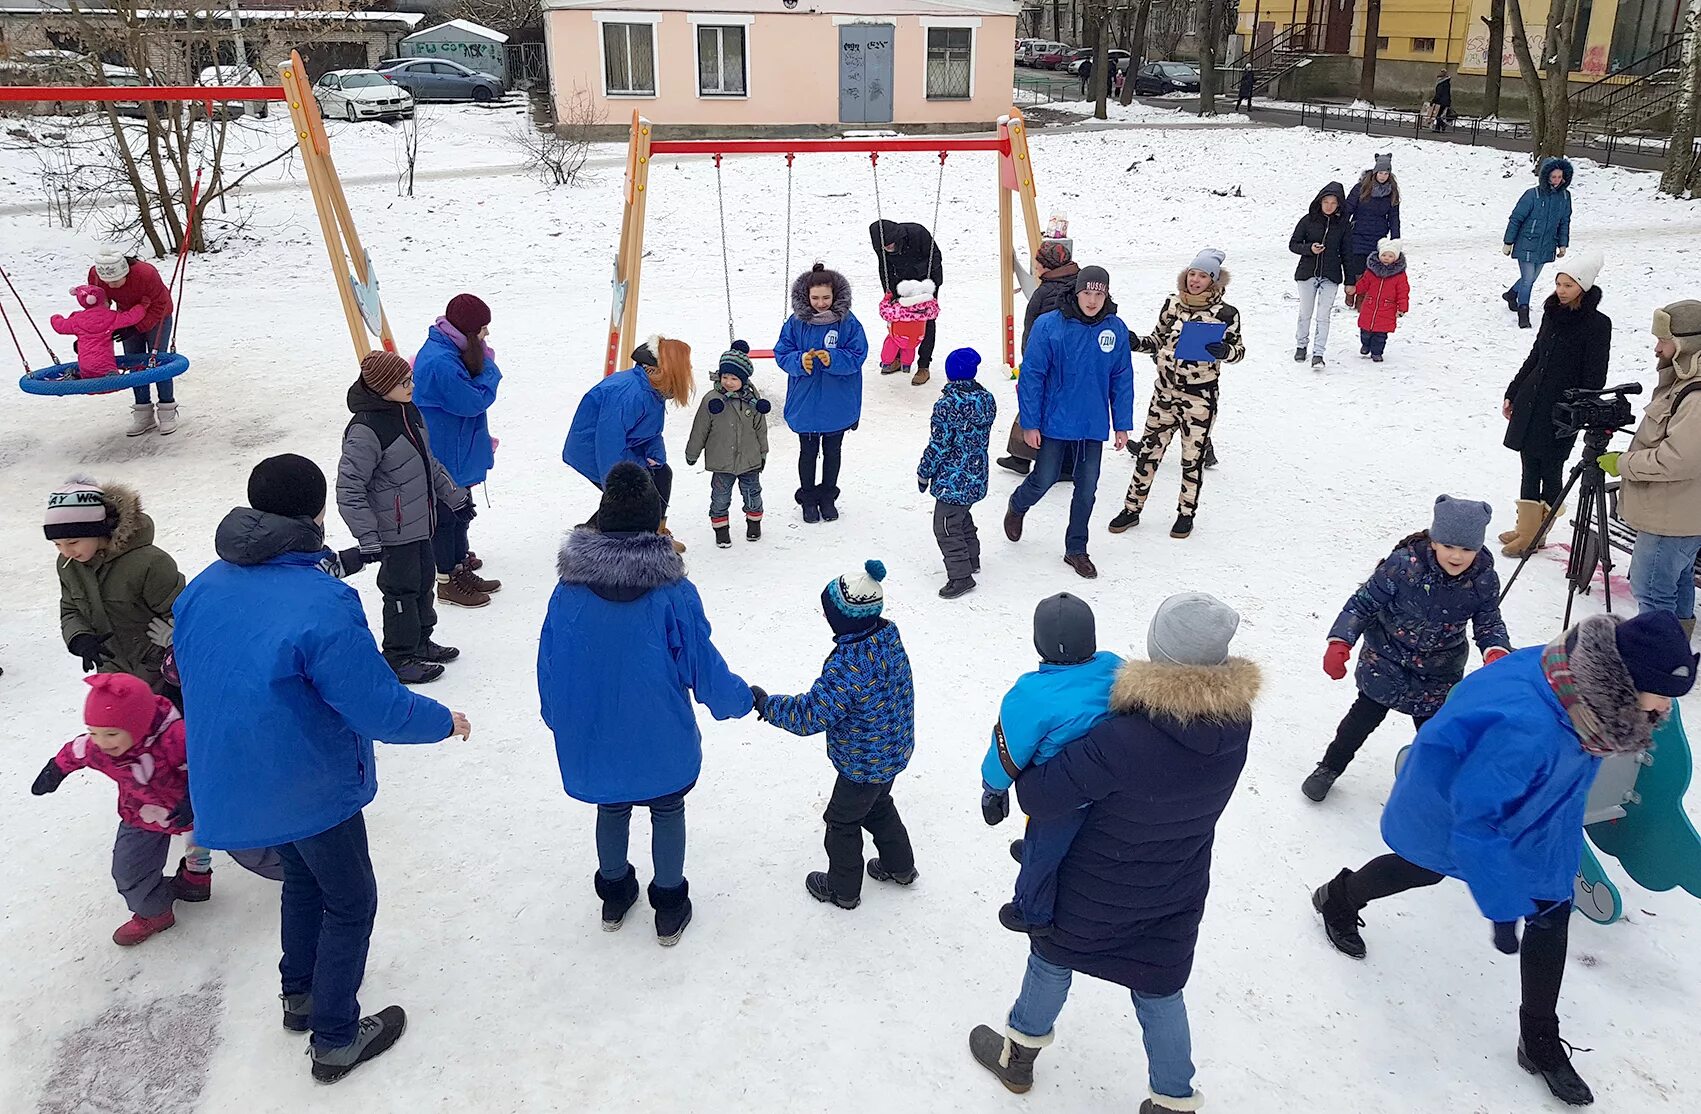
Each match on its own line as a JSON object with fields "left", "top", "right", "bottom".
{"left": 1501, "top": 249, "right": 1611, "bottom": 557}
{"left": 1430, "top": 70, "right": 1453, "bottom": 132}
{"left": 870, "top": 219, "right": 944, "bottom": 385}
{"left": 998, "top": 240, "right": 1081, "bottom": 476}
{"left": 1235, "top": 65, "right": 1255, "bottom": 112}
{"left": 1290, "top": 181, "right": 1353, "bottom": 368}
{"left": 970, "top": 592, "right": 1259, "bottom": 1114}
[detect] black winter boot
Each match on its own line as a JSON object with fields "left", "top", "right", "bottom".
{"left": 418, "top": 640, "right": 460, "bottom": 664}
{"left": 1503, "top": 286, "right": 1521, "bottom": 311}
{"left": 817, "top": 486, "right": 841, "bottom": 522}
{"left": 866, "top": 858, "right": 918, "bottom": 885}
{"left": 938, "top": 577, "right": 976, "bottom": 599}
{"left": 1518, "top": 1009, "right": 1595, "bottom": 1106}
{"left": 281, "top": 992, "right": 312, "bottom": 1033}
{"left": 969, "top": 1024, "right": 1050, "bottom": 1094}
{"left": 797, "top": 486, "right": 821, "bottom": 524}
{"left": 1294, "top": 346, "right": 1307, "bottom": 362}
{"left": 647, "top": 879, "right": 692, "bottom": 946}
{"left": 309, "top": 1006, "right": 407, "bottom": 1083}
{"left": 1518, "top": 304, "right": 1532, "bottom": 329}
{"left": 594, "top": 864, "right": 640, "bottom": 931}
{"left": 746, "top": 516, "right": 762, "bottom": 541}
{"left": 387, "top": 656, "right": 443, "bottom": 685}
{"left": 1313, "top": 868, "right": 1368, "bottom": 958}
{"left": 996, "top": 455, "right": 1032, "bottom": 475}
{"left": 805, "top": 871, "right": 859, "bottom": 909}
{"left": 1108, "top": 509, "right": 1141, "bottom": 533}
{"left": 1169, "top": 514, "right": 1194, "bottom": 539}
{"left": 714, "top": 524, "right": 732, "bottom": 549}
{"left": 1301, "top": 763, "right": 1342, "bottom": 802}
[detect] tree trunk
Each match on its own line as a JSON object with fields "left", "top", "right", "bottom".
{"left": 1360, "top": 0, "right": 1383, "bottom": 104}
{"left": 1198, "top": 0, "right": 1222, "bottom": 115}
{"left": 1484, "top": 0, "right": 1506, "bottom": 117}
{"left": 1093, "top": 12, "right": 1111, "bottom": 119}
{"left": 1507, "top": 0, "right": 1551, "bottom": 154}
{"left": 1661, "top": 0, "right": 1701, "bottom": 196}
{"left": 1537, "top": 0, "right": 1583, "bottom": 159}
{"left": 1121, "top": 0, "right": 1154, "bottom": 105}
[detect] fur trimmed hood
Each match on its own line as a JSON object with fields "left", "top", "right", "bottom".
{"left": 100, "top": 479, "right": 151, "bottom": 555}
{"left": 1109, "top": 658, "right": 1261, "bottom": 729}
{"left": 1546, "top": 615, "right": 1659, "bottom": 755}
{"left": 557, "top": 527, "right": 684, "bottom": 601}
{"left": 790, "top": 264, "right": 853, "bottom": 325}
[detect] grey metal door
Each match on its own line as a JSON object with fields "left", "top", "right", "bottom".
{"left": 839, "top": 23, "right": 894, "bottom": 125}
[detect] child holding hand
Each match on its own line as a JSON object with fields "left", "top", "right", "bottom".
{"left": 1356, "top": 236, "right": 1410, "bottom": 362}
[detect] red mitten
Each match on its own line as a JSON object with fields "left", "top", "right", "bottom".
{"left": 1323, "top": 640, "right": 1352, "bottom": 681}
{"left": 1484, "top": 646, "right": 1510, "bottom": 665}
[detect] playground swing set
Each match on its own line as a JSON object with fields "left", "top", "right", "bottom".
{"left": 603, "top": 109, "right": 1047, "bottom": 377}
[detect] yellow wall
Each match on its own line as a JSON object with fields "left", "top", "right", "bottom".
{"left": 1459, "top": 0, "right": 1619, "bottom": 77}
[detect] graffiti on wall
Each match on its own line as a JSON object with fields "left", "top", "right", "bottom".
{"left": 407, "top": 39, "right": 504, "bottom": 76}
{"left": 1462, "top": 28, "right": 1608, "bottom": 76}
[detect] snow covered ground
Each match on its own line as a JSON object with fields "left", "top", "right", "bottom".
{"left": 4, "top": 107, "right": 1701, "bottom": 1113}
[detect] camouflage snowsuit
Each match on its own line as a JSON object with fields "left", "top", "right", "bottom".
{"left": 1123, "top": 271, "right": 1245, "bottom": 516}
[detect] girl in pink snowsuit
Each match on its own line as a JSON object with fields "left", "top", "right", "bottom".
{"left": 878, "top": 280, "right": 940, "bottom": 373}
{"left": 51, "top": 285, "right": 146, "bottom": 378}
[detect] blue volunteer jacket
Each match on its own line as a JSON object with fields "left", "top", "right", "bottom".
{"left": 1381, "top": 647, "right": 1601, "bottom": 922}
{"left": 412, "top": 326, "right": 502, "bottom": 487}
{"left": 918, "top": 379, "right": 997, "bottom": 506}
{"left": 981, "top": 651, "right": 1123, "bottom": 791}
{"left": 773, "top": 313, "right": 868, "bottom": 435}
{"left": 1504, "top": 157, "right": 1574, "bottom": 264}
{"left": 764, "top": 620, "right": 916, "bottom": 783}
{"left": 563, "top": 366, "right": 667, "bottom": 485}
{"left": 1018, "top": 307, "right": 1134, "bottom": 441}
{"left": 174, "top": 509, "right": 454, "bottom": 850}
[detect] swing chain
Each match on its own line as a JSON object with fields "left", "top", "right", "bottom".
{"left": 782, "top": 153, "right": 794, "bottom": 323}
{"left": 713, "top": 153, "right": 736, "bottom": 346}
{"left": 870, "top": 153, "right": 891, "bottom": 296}
{"left": 932, "top": 152, "right": 947, "bottom": 263}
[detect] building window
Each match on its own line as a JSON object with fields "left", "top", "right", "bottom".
{"left": 602, "top": 21, "right": 656, "bottom": 96}
{"left": 926, "top": 27, "right": 972, "bottom": 99}
{"left": 696, "top": 25, "right": 747, "bottom": 96}
{"left": 1411, "top": 37, "right": 1437, "bottom": 53}
{"left": 1376, "top": 36, "right": 1389, "bottom": 50}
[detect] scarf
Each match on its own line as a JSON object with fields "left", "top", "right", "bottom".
{"left": 1178, "top": 287, "right": 1219, "bottom": 310}
{"left": 1371, "top": 181, "right": 1393, "bottom": 199}
{"left": 435, "top": 316, "right": 495, "bottom": 373}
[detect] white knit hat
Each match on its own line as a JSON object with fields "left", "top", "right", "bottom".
{"left": 1557, "top": 247, "right": 1603, "bottom": 292}
{"left": 43, "top": 475, "right": 112, "bottom": 541}
{"left": 93, "top": 250, "right": 129, "bottom": 283}
{"left": 897, "top": 279, "right": 936, "bottom": 307}
{"left": 1377, "top": 236, "right": 1403, "bottom": 257}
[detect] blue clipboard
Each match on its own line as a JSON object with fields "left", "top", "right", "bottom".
{"left": 1174, "top": 321, "right": 1227, "bottom": 363}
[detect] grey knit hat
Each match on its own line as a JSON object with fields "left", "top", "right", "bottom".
{"left": 1148, "top": 592, "right": 1241, "bottom": 666}
{"left": 1430, "top": 494, "right": 1494, "bottom": 551}
{"left": 1187, "top": 247, "right": 1226, "bottom": 280}
{"left": 1034, "top": 593, "right": 1096, "bottom": 665}
{"left": 1373, "top": 152, "right": 1393, "bottom": 173}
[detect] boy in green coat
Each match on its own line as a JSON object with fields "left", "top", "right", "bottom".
{"left": 45, "top": 477, "right": 184, "bottom": 694}
{"left": 685, "top": 341, "right": 771, "bottom": 549}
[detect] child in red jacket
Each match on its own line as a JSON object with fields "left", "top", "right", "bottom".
{"left": 1356, "top": 237, "right": 1410, "bottom": 363}
{"left": 51, "top": 285, "right": 146, "bottom": 378}
{"left": 28, "top": 672, "right": 281, "bottom": 946}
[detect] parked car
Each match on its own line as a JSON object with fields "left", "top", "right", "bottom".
{"left": 1131, "top": 61, "right": 1201, "bottom": 96}
{"left": 1035, "top": 44, "right": 1075, "bottom": 70}
{"left": 313, "top": 69, "right": 414, "bottom": 122}
{"left": 1017, "top": 41, "right": 1068, "bottom": 68}
{"left": 375, "top": 57, "right": 502, "bottom": 103}
{"left": 1068, "top": 48, "right": 1130, "bottom": 75}
{"left": 1014, "top": 38, "right": 1042, "bottom": 62}
{"left": 197, "top": 65, "right": 270, "bottom": 119}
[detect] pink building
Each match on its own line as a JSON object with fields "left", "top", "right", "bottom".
{"left": 541, "top": 0, "right": 1019, "bottom": 133}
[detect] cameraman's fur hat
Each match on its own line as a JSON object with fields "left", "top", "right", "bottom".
{"left": 1654, "top": 299, "right": 1701, "bottom": 379}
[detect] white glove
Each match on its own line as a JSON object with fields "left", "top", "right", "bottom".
{"left": 1556, "top": 246, "right": 1567, "bottom": 258}
{"left": 1502, "top": 244, "right": 1513, "bottom": 256}
{"left": 147, "top": 615, "right": 174, "bottom": 648}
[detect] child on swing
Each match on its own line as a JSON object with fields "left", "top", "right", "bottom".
{"left": 50, "top": 285, "right": 146, "bottom": 380}
{"left": 878, "top": 280, "right": 939, "bottom": 377}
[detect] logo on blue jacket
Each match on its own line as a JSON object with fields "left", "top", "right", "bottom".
{"left": 1097, "top": 329, "right": 1115, "bottom": 352}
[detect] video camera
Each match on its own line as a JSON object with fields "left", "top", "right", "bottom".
{"left": 1554, "top": 383, "right": 1641, "bottom": 439}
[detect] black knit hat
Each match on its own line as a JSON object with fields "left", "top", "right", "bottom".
{"left": 1034, "top": 592, "right": 1096, "bottom": 665}
{"left": 1615, "top": 611, "right": 1699, "bottom": 697}
{"left": 248, "top": 453, "right": 327, "bottom": 520}
{"left": 598, "top": 461, "right": 663, "bottom": 534}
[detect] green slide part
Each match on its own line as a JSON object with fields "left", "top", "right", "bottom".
{"left": 1574, "top": 844, "right": 1622, "bottom": 924}
{"left": 1585, "top": 704, "right": 1701, "bottom": 899}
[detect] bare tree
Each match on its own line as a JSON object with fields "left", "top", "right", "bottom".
{"left": 1360, "top": 0, "right": 1383, "bottom": 104}
{"left": 1197, "top": 0, "right": 1224, "bottom": 116}
{"left": 1483, "top": 0, "right": 1507, "bottom": 117}
{"left": 446, "top": 0, "right": 542, "bottom": 32}
{"left": 396, "top": 109, "right": 428, "bottom": 198}
{"left": 1090, "top": 4, "right": 1111, "bottom": 119}
{"left": 1662, "top": 0, "right": 1701, "bottom": 197}
{"left": 1507, "top": 0, "right": 1585, "bottom": 158}
{"left": 510, "top": 88, "right": 599, "bottom": 186}
{"left": 1119, "top": 0, "right": 1155, "bottom": 106}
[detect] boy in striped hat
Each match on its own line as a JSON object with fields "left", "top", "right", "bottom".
{"left": 684, "top": 340, "right": 772, "bottom": 548}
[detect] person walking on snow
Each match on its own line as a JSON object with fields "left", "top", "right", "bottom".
{"left": 173, "top": 453, "right": 471, "bottom": 1085}
{"left": 1355, "top": 237, "right": 1410, "bottom": 362}
{"left": 774, "top": 262, "right": 869, "bottom": 524}
{"left": 88, "top": 250, "right": 179, "bottom": 436}
{"left": 918, "top": 348, "right": 997, "bottom": 598}
{"left": 538, "top": 463, "right": 755, "bottom": 946}
{"left": 1112, "top": 248, "right": 1245, "bottom": 540}
{"left": 1429, "top": 70, "right": 1453, "bottom": 132}
{"left": 1343, "top": 153, "right": 1401, "bottom": 294}
{"left": 1500, "top": 249, "right": 1610, "bottom": 559}
{"left": 1290, "top": 182, "right": 1353, "bottom": 367}
{"left": 1235, "top": 65, "right": 1255, "bottom": 112}
{"left": 1000, "top": 240, "right": 1081, "bottom": 477}
{"left": 1503, "top": 157, "right": 1575, "bottom": 329}
{"left": 1301, "top": 495, "right": 1513, "bottom": 803}
{"left": 684, "top": 341, "right": 772, "bottom": 548}
{"left": 1312, "top": 610, "right": 1695, "bottom": 1108}
{"left": 970, "top": 592, "right": 1259, "bottom": 1114}
{"left": 411, "top": 293, "right": 503, "bottom": 608}
{"left": 870, "top": 219, "right": 944, "bottom": 385}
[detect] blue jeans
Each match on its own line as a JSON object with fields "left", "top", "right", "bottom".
{"left": 1009, "top": 438, "right": 1103, "bottom": 556}
{"left": 596, "top": 791, "right": 687, "bottom": 888}
{"left": 1011, "top": 809, "right": 1088, "bottom": 927}
{"left": 1007, "top": 951, "right": 1196, "bottom": 1100}
{"left": 277, "top": 811, "right": 378, "bottom": 1051}
{"left": 121, "top": 316, "right": 175, "bottom": 404}
{"left": 709, "top": 471, "right": 764, "bottom": 524}
{"left": 1359, "top": 328, "right": 1388, "bottom": 357}
{"left": 1629, "top": 530, "right": 1701, "bottom": 619}
{"left": 1513, "top": 258, "right": 1545, "bottom": 309}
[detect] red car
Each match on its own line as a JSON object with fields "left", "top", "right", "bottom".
{"left": 1036, "top": 45, "right": 1074, "bottom": 70}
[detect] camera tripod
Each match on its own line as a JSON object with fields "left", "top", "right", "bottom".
{"left": 1499, "top": 427, "right": 1620, "bottom": 625}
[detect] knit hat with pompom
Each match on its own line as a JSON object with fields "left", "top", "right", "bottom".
{"left": 822, "top": 559, "right": 888, "bottom": 636}
{"left": 718, "top": 340, "right": 755, "bottom": 386}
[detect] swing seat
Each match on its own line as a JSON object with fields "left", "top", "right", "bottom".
{"left": 1586, "top": 705, "right": 1701, "bottom": 899}
{"left": 19, "top": 352, "right": 190, "bottom": 397}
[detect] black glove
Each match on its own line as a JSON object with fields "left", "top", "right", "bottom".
{"left": 1131, "top": 335, "right": 1155, "bottom": 355}
{"left": 454, "top": 501, "right": 477, "bottom": 524}
{"left": 31, "top": 759, "right": 68, "bottom": 796}
{"left": 1204, "top": 340, "right": 1232, "bottom": 360}
{"left": 1492, "top": 921, "right": 1521, "bottom": 955}
{"left": 749, "top": 685, "right": 768, "bottom": 720}
{"left": 754, "top": 399, "right": 772, "bottom": 414}
{"left": 340, "top": 547, "right": 373, "bottom": 575}
{"left": 918, "top": 478, "right": 929, "bottom": 493}
{"left": 981, "top": 788, "right": 1010, "bottom": 826}
{"left": 68, "top": 632, "right": 114, "bottom": 671}
{"left": 167, "top": 792, "right": 194, "bottom": 829}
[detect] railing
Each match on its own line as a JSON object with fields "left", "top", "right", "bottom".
{"left": 1221, "top": 23, "right": 1320, "bottom": 95}
{"left": 1572, "top": 35, "right": 1687, "bottom": 130}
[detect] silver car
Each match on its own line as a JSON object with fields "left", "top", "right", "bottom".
{"left": 313, "top": 69, "right": 415, "bottom": 122}
{"left": 375, "top": 58, "right": 503, "bottom": 103}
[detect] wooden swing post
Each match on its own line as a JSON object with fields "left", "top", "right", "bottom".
{"left": 1001, "top": 111, "right": 1045, "bottom": 375}
{"left": 607, "top": 112, "right": 656, "bottom": 377}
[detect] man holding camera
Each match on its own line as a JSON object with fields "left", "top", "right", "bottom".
{"left": 1601, "top": 300, "right": 1701, "bottom": 635}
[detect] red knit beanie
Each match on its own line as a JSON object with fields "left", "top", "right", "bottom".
{"left": 84, "top": 673, "right": 159, "bottom": 744}
{"left": 445, "top": 293, "right": 491, "bottom": 336}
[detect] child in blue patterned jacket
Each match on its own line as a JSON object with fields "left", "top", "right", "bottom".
{"left": 753, "top": 560, "right": 916, "bottom": 910}
{"left": 918, "top": 348, "right": 997, "bottom": 600}
{"left": 980, "top": 593, "right": 1123, "bottom": 936}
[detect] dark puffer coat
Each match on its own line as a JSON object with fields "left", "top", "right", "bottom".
{"left": 1329, "top": 535, "right": 1512, "bottom": 718}
{"left": 1289, "top": 182, "right": 1353, "bottom": 284}
{"left": 337, "top": 379, "right": 466, "bottom": 549}
{"left": 1021, "top": 263, "right": 1079, "bottom": 353}
{"left": 1016, "top": 656, "right": 1260, "bottom": 996}
{"left": 869, "top": 220, "right": 943, "bottom": 296}
{"left": 1504, "top": 286, "right": 1612, "bottom": 454}
{"left": 1344, "top": 173, "right": 1401, "bottom": 259}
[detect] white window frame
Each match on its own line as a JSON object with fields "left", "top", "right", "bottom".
{"left": 594, "top": 11, "right": 662, "bottom": 98}
{"left": 920, "top": 18, "right": 978, "bottom": 102}
{"left": 688, "top": 15, "right": 753, "bottom": 100}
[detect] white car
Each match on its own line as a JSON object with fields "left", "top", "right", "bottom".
{"left": 313, "top": 69, "right": 414, "bottom": 122}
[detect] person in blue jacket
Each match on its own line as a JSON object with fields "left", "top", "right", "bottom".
{"left": 1312, "top": 610, "right": 1696, "bottom": 1108}
{"left": 1005, "top": 265, "right": 1134, "bottom": 580}
{"left": 979, "top": 592, "right": 1122, "bottom": 936}
{"left": 538, "top": 462, "right": 753, "bottom": 947}
{"left": 1343, "top": 153, "right": 1401, "bottom": 293}
{"left": 774, "top": 262, "right": 868, "bottom": 524}
{"left": 412, "top": 293, "right": 502, "bottom": 603}
{"left": 563, "top": 335, "right": 694, "bottom": 549}
{"left": 1503, "top": 157, "right": 1574, "bottom": 328}
{"left": 172, "top": 453, "right": 470, "bottom": 1085}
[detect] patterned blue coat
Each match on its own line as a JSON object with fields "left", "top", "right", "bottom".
{"left": 918, "top": 380, "right": 997, "bottom": 506}
{"left": 1329, "top": 537, "right": 1512, "bottom": 717}
{"left": 764, "top": 620, "right": 916, "bottom": 783}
